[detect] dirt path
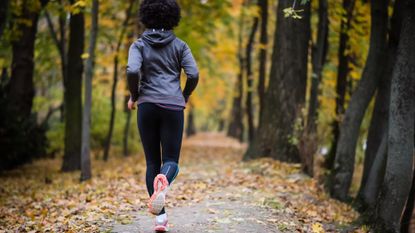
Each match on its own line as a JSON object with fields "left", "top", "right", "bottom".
{"left": 112, "top": 133, "right": 280, "bottom": 232}
{"left": 110, "top": 133, "right": 358, "bottom": 233}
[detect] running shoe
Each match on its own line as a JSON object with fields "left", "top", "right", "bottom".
{"left": 154, "top": 213, "right": 168, "bottom": 232}
{"left": 148, "top": 174, "right": 169, "bottom": 215}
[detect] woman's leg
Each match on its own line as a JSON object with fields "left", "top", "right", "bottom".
{"left": 138, "top": 103, "right": 162, "bottom": 196}
{"left": 159, "top": 107, "right": 184, "bottom": 184}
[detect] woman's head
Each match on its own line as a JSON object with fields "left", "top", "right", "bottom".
{"left": 139, "top": 0, "right": 181, "bottom": 30}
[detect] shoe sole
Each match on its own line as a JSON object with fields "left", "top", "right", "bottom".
{"left": 154, "top": 225, "right": 168, "bottom": 232}
{"left": 148, "top": 175, "right": 168, "bottom": 215}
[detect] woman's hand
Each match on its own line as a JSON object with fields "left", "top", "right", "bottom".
{"left": 128, "top": 98, "right": 137, "bottom": 110}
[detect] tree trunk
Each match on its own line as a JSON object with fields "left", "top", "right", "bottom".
{"left": 375, "top": 2, "right": 415, "bottom": 230}
{"left": 227, "top": 3, "right": 245, "bottom": 142}
{"left": 80, "top": 0, "right": 98, "bottom": 181}
{"left": 257, "top": 0, "right": 268, "bottom": 121}
{"left": 244, "top": 0, "right": 310, "bottom": 162}
{"left": 325, "top": 0, "right": 356, "bottom": 170}
{"left": 307, "top": 0, "right": 328, "bottom": 133}
{"left": 123, "top": 94, "right": 132, "bottom": 157}
{"left": 62, "top": 2, "right": 85, "bottom": 172}
{"left": 329, "top": 0, "right": 388, "bottom": 201}
{"left": 357, "top": 0, "right": 403, "bottom": 206}
{"left": 45, "top": 0, "right": 67, "bottom": 123}
{"left": 103, "top": 0, "right": 134, "bottom": 161}
{"left": 8, "top": 0, "right": 49, "bottom": 118}
{"left": 299, "top": 0, "right": 329, "bottom": 176}
{"left": 361, "top": 134, "right": 387, "bottom": 213}
{"left": 245, "top": 14, "right": 259, "bottom": 142}
{"left": 0, "top": 0, "right": 9, "bottom": 39}
{"left": 401, "top": 156, "right": 415, "bottom": 233}
{"left": 186, "top": 104, "right": 196, "bottom": 137}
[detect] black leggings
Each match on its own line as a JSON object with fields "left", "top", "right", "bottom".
{"left": 138, "top": 103, "right": 183, "bottom": 204}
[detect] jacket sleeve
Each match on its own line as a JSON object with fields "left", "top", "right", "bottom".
{"left": 181, "top": 43, "right": 199, "bottom": 102}
{"left": 126, "top": 42, "right": 143, "bottom": 102}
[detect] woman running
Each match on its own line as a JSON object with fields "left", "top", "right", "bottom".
{"left": 126, "top": 0, "right": 199, "bottom": 231}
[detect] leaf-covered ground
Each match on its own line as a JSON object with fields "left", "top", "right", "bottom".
{"left": 0, "top": 133, "right": 364, "bottom": 232}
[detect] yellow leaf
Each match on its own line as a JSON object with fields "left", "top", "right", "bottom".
{"left": 81, "top": 53, "right": 90, "bottom": 60}
{"left": 312, "top": 222, "right": 325, "bottom": 233}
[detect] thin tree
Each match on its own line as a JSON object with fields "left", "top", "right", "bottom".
{"left": 298, "top": 0, "right": 329, "bottom": 176}
{"left": 245, "top": 5, "right": 259, "bottom": 142}
{"left": 80, "top": 0, "right": 99, "bottom": 181}
{"left": 8, "top": 0, "right": 50, "bottom": 118}
{"left": 357, "top": 0, "right": 403, "bottom": 208}
{"left": 244, "top": 0, "right": 311, "bottom": 162}
{"left": 0, "top": 0, "right": 10, "bottom": 39}
{"left": 186, "top": 102, "right": 196, "bottom": 137}
{"left": 329, "top": 0, "right": 389, "bottom": 201}
{"left": 325, "top": 0, "right": 356, "bottom": 169}
{"left": 228, "top": 2, "right": 246, "bottom": 142}
{"left": 375, "top": 1, "right": 415, "bottom": 230}
{"left": 61, "top": 0, "right": 85, "bottom": 171}
{"left": 103, "top": 0, "right": 135, "bottom": 161}
{"left": 307, "top": 0, "right": 328, "bottom": 133}
{"left": 257, "top": 0, "right": 268, "bottom": 120}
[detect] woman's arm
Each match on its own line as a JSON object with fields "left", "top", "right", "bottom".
{"left": 126, "top": 42, "right": 143, "bottom": 102}
{"left": 181, "top": 43, "right": 199, "bottom": 102}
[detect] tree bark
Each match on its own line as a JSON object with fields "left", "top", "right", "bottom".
{"left": 186, "top": 104, "right": 196, "bottom": 137}
{"left": 307, "top": 0, "right": 328, "bottom": 133}
{"left": 244, "top": 0, "right": 310, "bottom": 162}
{"left": 123, "top": 93, "right": 132, "bottom": 157}
{"left": 375, "top": 1, "right": 415, "bottom": 230}
{"left": 357, "top": 0, "right": 403, "bottom": 205}
{"left": 361, "top": 134, "right": 387, "bottom": 213}
{"left": 257, "top": 0, "right": 268, "bottom": 121}
{"left": 401, "top": 156, "right": 415, "bottom": 233}
{"left": 0, "top": 0, "right": 10, "bottom": 39}
{"left": 330, "top": 0, "right": 388, "bottom": 201}
{"left": 227, "top": 3, "right": 246, "bottom": 142}
{"left": 325, "top": 0, "right": 356, "bottom": 170}
{"left": 245, "top": 14, "right": 259, "bottom": 142}
{"left": 103, "top": 0, "right": 134, "bottom": 161}
{"left": 62, "top": 1, "right": 85, "bottom": 172}
{"left": 8, "top": 0, "right": 49, "bottom": 118}
{"left": 80, "top": 0, "right": 99, "bottom": 181}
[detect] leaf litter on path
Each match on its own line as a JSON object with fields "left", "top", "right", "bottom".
{"left": 1, "top": 133, "right": 360, "bottom": 232}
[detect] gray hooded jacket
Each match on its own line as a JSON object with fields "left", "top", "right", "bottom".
{"left": 126, "top": 29, "right": 199, "bottom": 107}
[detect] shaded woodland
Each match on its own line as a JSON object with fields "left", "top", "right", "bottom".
{"left": 0, "top": 0, "right": 414, "bottom": 232}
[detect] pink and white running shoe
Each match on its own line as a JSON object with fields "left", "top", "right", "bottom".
{"left": 154, "top": 213, "right": 168, "bottom": 232}
{"left": 148, "top": 174, "right": 169, "bottom": 215}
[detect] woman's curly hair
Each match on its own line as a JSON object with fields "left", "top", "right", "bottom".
{"left": 139, "top": 0, "right": 181, "bottom": 30}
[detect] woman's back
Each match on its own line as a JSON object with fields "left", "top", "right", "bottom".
{"left": 127, "top": 29, "right": 198, "bottom": 107}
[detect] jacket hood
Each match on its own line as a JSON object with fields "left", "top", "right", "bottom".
{"left": 141, "top": 29, "right": 176, "bottom": 48}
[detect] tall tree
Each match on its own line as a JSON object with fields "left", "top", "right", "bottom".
{"left": 245, "top": 7, "right": 259, "bottom": 142}
{"left": 61, "top": 0, "right": 85, "bottom": 172}
{"left": 325, "top": 0, "right": 356, "bottom": 169}
{"left": 307, "top": 0, "right": 328, "bottom": 133}
{"left": 227, "top": 2, "right": 246, "bottom": 142}
{"left": 375, "top": 1, "right": 415, "bottom": 230}
{"left": 0, "top": 0, "right": 50, "bottom": 170}
{"left": 329, "top": 0, "right": 389, "bottom": 201}
{"left": 244, "top": 0, "right": 310, "bottom": 162}
{"left": 357, "top": 0, "right": 403, "bottom": 207}
{"left": 80, "top": 0, "right": 99, "bottom": 181}
{"left": 257, "top": 0, "right": 268, "bottom": 120}
{"left": 0, "top": 0, "right": 10, "bottom": 39}
{"left": 299, "top": 0, "right": 329, "bottom": 176}
{"left": 8, "top": 0, "right": 50, "bottom": 118}
{"left": 103, "top": 0, "right": 135, "bottom": 161}
{"left": 186, "top": 103, "right": 196, "bottom": 137}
